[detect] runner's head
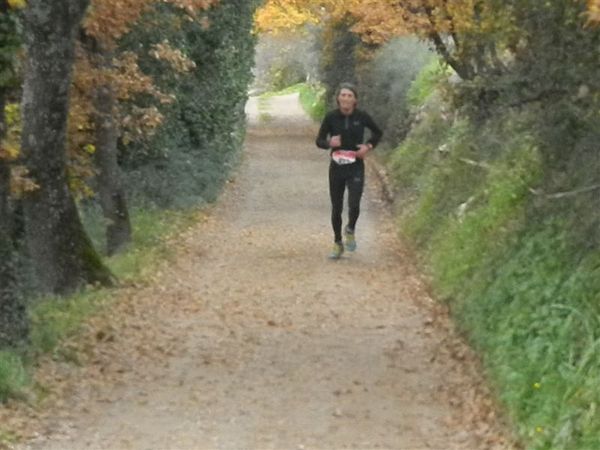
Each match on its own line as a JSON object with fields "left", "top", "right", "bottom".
{"left": 336, "top": 82, "right": 358, "bottom": 114}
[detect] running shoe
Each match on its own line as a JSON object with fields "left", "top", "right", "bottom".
{"left": 344, "top": 226, "right": 356, "bottom": 252}
{"left": 329, "top": 241, "right": 344, "bottom": 259}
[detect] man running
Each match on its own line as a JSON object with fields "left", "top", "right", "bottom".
{"left": 315, "top": 83, "right": 383, "bottom": 259}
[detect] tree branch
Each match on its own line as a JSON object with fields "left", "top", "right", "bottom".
{"left": 530, "top": 184, "right": 600, "bottom": 199}
{"left": 506, "top": 88, "right": 568, "bottom": 108}
{"left": 422, "top": 5, "right": 473, "bottom": 80}
{"left": 440, "top": 0, "right": 461, "bottom": 52}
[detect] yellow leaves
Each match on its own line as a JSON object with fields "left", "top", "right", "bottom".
{"left": 68, "top": 49, "right": 170, "bottom": 197}
{"left": 85, "top": 0, "right": 155, "bottom": 46}
{"left": 254, "top": 0, "right": 416, "bottom": 43}
{"left": 255, "top": 0, "right": 510, "bottom": 49}
{"left": 587, "top": 0, "right": 600, "bottom": 26}
{"left": 84, "top": 0, "right": 217, "bottom": 47}
{"left": 0, "top": 105, "right": 38, "bottom": 196}
{"left": 112, "top": 52, "right": 174, "bottom": 105}
{"left": 149, "top": 40, "right": 197, "bottom": 73}
{"left": 0, "top": 103, "right": 39, "bottom": 198}
{"left": 121, "top": 106, "right": 165, "bottom": 145}
{"left": 1, "top": 103, "right": 21, "bottom": 162}
{"left": 113, "top": 52, "right": 152, "bottom": 100}
{"left": 0, "top": 145, "right": 18, "bottom": 161}
{"left": 67, "top": 173, "right": 96, "bottom": 199}
{"left": 10, "top": 166, "right": 39, "bottom": 197}
{"left": 344, "top": 0, "right": 409, "bottom": 44}
{"left": 4, "top": 103, "right": 19, "bottom": 124}
{"left": 255, "top": 0, "right": 410, "bottom": 40}
{"left": 66, "top": 101, "right": 97, "bottom": 199}
{"left": 166, "top": 0, "right": 218, "bottom": 18}
{"left": 254, "top": 0, "right": 324, "bottom": 34}
{"left": 7, "top": 0, "right": 26, "bottom": 9}
{"left": 84, "top": 144, "right": 96, "bottom": 155}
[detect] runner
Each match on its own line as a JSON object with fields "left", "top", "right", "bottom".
{"left": 315, "top": 83, "right": 383, "bottom": 259}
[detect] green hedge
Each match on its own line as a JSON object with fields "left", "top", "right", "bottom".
{"left": 0, "top": 206, "right": 199, "bottom": 403}
{"left": 462, "top": 228, "right": 600, "bottom": 449}
{"left": 119, "top": 0, "right": 259, "bottom": 208}
{"left": 360, "top": 37, "right": 435, "bottom": 145}
{"left": 390, "top": 71, "right": 600, "bottom": 449}
{"left": 1, "top": 0, "right": 261, "bottom": 403}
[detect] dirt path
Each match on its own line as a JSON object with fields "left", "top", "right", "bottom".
{"left": 11, "top": 94, "right": 515, "bottom": 450}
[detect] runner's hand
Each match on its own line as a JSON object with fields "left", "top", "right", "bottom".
{"left": 355, "top": 143, "right": 371, "bottom": 159}
{"left": 329, "top": 135, "right": 341, "bottom": 148}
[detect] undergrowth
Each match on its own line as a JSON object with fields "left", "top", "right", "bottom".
{"left": 0, "top": 207, "right": 200, "bottom": 404}
{"left": 389, "top": 65, "right": 600, "bottom": 449}
{"left": 260, "top": 82, "right": 326, "bottom": 121}
{"left": 0, "top": 352, "right": 27, "bottom": 403}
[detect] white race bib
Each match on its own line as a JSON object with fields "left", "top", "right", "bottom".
{"left": 331, "top": 150, "right": 357, "bottom": 165}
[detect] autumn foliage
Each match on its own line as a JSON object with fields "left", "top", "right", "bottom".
{"left": 250, "top": 1, "right": 600, "bottom": 448}
{"left": 257, "top": 0, "right": 517, "bottom": 81}
{"left": 255, "top": 0, "right": 467, "bottom": 44}
{"left": 588, "top": 0, "right": 600, "bottom": 24}
{"left": 0, "top": 0, "right": 258, "bottom": 348}
{"left": 64, "top": 0, "right": 218, "bottom": 196}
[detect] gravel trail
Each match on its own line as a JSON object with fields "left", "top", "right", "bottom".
{"left": 11, "top": 94, "right": 515, "bottom": 450}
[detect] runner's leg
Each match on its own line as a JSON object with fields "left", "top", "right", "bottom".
{"left": 329, "top": 164, "right": 346, "bottom": 243}
{"left": 347, "top": 164, "right": 364, "bottom": 232}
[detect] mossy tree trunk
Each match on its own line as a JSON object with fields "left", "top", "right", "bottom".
{"left": 0, "top": 86, "right": 28, "bottom": 348}
{"left": 20, "top": 0, "right": 114, "bottom": 294}
{"left": 319, "top": 17, "right": 362, "bottom": 105}
{"left": 90, "top": 44, "right": 132, "bottom": 256}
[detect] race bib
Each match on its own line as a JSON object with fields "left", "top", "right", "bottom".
{"left": 331, "top": 150, "right": 357, "bottom": 165}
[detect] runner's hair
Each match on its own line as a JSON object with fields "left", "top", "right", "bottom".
{"left": 336, "top": 82, "right": 358, "bottom": 99}
{"left": 335, "top": 82, "right": 358, "bottom": 108}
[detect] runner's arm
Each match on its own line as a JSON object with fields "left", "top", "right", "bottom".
{"left": 316, "top": 114, "right": 333, "bottom": 149}
{"left": 363, "top": 112, "right": 383, "bottom": 149}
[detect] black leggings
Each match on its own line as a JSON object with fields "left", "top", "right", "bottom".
{"left": 329, "top": 161, "right": 365, "bottom": 243}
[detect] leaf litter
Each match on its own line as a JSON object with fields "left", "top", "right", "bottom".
{"left": 0, "top": 94, "right": 521, "bottom": 450}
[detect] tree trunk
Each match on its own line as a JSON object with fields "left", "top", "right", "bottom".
{"left": 0, "top": 88, "right": 28, "bottom": 348}
{"left": 92, "top": 51, "right": 132, "bottom": 256}
{"left": 20, "top": 0, "right": 114, "bottom": 294}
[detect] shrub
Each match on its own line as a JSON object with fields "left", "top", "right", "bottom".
{"left": 389, "top": 75, "right": 600, "bottom": 448}
{"left": 253, "top": 30, "right": 320, "bottom": 93}
{"left": 461, "top": 230, "right": 600, "bottom": 449}
{"left": 360, "top": 37, "right": 435, "bottom": 145}
{"left": 298, "top": 82, "right": 326, "bottom": 121}
{"left": 118, "top": 0, "right": 259, "bottom": 208}
{"left": 317, "top": 15, "right": 362, "bottom": 105}
{"left": 0, "top": 351, "right": 27, "bottom": 402}
{"left": 407, "top": 59, "right": 451, "bottom": 109}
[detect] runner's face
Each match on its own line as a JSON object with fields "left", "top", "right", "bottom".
{"left": 337, "top": 88, "right": 357, "bottom": 113}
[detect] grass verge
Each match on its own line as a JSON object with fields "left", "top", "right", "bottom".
{"left": 0, "top": 352, "right": 28, "bottom": 403}
{"left": 0, "top": 207, "right": 201, "bottom": 405}
{"left": 389, "top": 81, "right": 600, "bottom": 448}
{"left": 259, "top": 82, "right": 326, "bottom": 121}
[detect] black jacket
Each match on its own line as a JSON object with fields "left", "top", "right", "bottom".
{"left": 315, "top": 108, "right": 383, "bottom": 152}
